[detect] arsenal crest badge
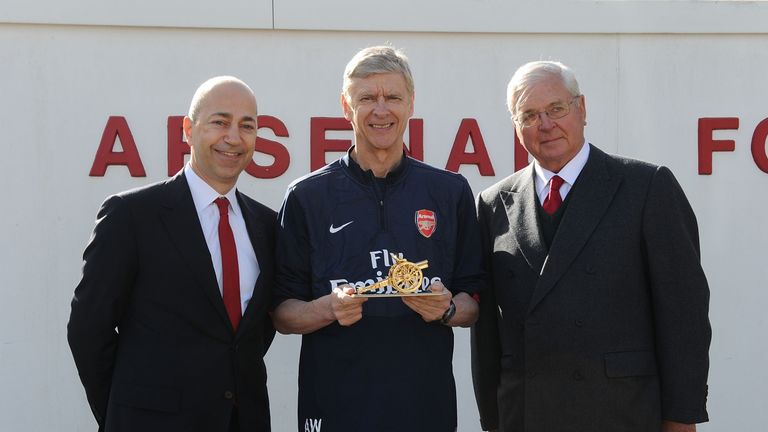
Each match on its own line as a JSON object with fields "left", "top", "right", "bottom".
{"left": 415, "top": 209, "right": 437, "bottom": 238}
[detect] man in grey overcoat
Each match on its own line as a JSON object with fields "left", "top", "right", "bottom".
{"left": 471, "top": 61, "right": 711, "bottom": 432}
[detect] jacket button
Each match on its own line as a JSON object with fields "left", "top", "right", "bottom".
{"left": 585, "top": 263, "right": 596, "bottom": 274}
{"left": 574, "top": 319, "right": 584, "bottom": 327}
{"left": 223, "top": 391, "right": 234, "bottom": 400}
{"left": 526, "top": 370, "right": 537, "bottom": 379}
{"left": 573, "top": 371, "right": 584, "bottom": 381}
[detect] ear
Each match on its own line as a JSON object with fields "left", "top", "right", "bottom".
{"left": 341, "top": 93, "right": 353, "bottom": 121}
{"left": 182, "top": 116, "right": 194, "bottom": 146}
{"left": 408, "top": 91, "right": 415, "bottom": 117}
{"left": 577, "top": 94, "right": 587, "bottom": 123}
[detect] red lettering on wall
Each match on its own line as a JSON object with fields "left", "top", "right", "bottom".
{"left": 751, "top": 118, "right": 768, "bottom": 174}
{"left": 310, "top": 117, "right": 352, "bottom": 171}
{"left": 245, "top": 115, "right": 291, "bottom": 179}
{"left": 167, "top": 116, "right": 188, "bottom": 176}
{"left": 514, "top": 130, "right": 528, "bottom": 172}
{"left": 445, "top": 119, "right": 495, "bottom": 175}
{"left": 309, "top": 117, "right": 424, "bottom": 171}
{"left": 405, "top": 118, "right": 424, "bottom": 161}
{"left": 90, "top": 116, "right": 146, "bottom": 177}
{"left": 698, "top": 117, "right": 738, "bottom": 175}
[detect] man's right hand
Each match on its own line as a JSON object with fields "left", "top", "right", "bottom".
{"left": 273, "top": 286, "right": 368, "bottom": 334}
{"left": 329, "top": 285, "right": 368, "bottom": 326}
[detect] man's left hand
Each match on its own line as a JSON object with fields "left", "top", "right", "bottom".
{"left": 401, "top": 281, "right": 452, "bottom": 322}
{"left": 662, "top": 421, "right": 696, "bottom": 432}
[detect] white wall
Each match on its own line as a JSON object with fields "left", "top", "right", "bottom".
{"left": 1, "top": 2, "right": 766, "bottom": 431}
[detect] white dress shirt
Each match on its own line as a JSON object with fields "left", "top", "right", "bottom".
{"left": 534, "top": 141, "right": 591, "bottom": 205}
{"left": 184, "top": 164, "right": 260, "bottom": 314}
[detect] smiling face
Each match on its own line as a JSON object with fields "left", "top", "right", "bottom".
{"left": 183, "top": 81, "right": 257, "bottom": 194}
{"left": 515, "top": 75, "right": 586, "bottom": 173}
{"left": 342, "top": 72, "right": 414, "bottom": 161}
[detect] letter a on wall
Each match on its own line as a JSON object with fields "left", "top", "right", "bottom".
{"left": 90, "top": 116, "right": 146, "bottom": 177}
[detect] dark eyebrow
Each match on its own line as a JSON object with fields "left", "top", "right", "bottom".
{"left": 207, "top": 112, "right": 256, "bottom": 123}
{"left": 208, "top": 112, "right": 232, "bottom": 120}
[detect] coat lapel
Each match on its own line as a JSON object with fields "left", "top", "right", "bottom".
{"left": 502, "top": 165, "right": 548, "bottom": 275}
{"left": 527, "top": 145, "right": 622, "bottom": 314}
{"left": 160, "top": 171, "right": 232, "bottom": 333}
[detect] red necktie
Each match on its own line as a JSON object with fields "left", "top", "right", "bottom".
{"left": 542, "top": 175, "right": 565, "bottom": 215}
{"left": 215, "top": 197, "right": 241, "bottom": 331}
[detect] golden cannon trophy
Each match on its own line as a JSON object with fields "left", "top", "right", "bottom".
{"left": 354, "top": 254, "right": 444, "bottom": 297}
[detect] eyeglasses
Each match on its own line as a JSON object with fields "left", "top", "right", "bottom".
{"left": 514, "top": 96, "right": 581, "bottom": 128}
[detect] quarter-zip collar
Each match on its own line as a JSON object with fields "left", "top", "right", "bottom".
{"left": 342, "top": 145, "right": 409, "bottom": 186}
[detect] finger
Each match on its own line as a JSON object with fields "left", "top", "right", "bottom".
{"left": 429, "top": 282, "right": 445, "bottom": 293}
{"left": 338, "top": 313, "right": 362, "bottom": 326}
{"left": 338, "top": 309, "right": 363, "bottom": 325}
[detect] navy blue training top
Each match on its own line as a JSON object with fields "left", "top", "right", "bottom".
{"left": 274, "top": 149, "right": 484, "bottom": 432}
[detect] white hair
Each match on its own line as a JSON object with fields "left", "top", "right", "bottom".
{"left": 342, "top": 45, "right": 415, "bottom": 100}
{"left": 506, "top": 61, "right": 581, "bottom": 115}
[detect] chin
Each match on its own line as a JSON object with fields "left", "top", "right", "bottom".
{"left": 378, "top": 136, "right": 404, "bottom": 148}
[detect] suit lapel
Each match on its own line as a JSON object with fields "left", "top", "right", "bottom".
{"left": 502, "top": 165, "right": 548, "bottom": 275}
{"left": 160, "top": 172, "right": 232, "bottom": 332}
{"left": 235, "top": 192, "right": 271, "bottom": 337}
{"left": 527, "top": 145, "right": 622, "bottom": 314}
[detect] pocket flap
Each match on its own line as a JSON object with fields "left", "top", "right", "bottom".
{"left": 604, "top": 350, "right": 658, "bottom": 378}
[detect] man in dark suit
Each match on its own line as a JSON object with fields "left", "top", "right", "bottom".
{"left": 472, "top": 61, "right": 711, "bottom": 432}
{"left": 68, "top": 76, "right": 276, "bottom": 432}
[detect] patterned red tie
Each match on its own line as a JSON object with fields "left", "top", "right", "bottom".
{"left": 542, "top": 175, "right": 565, "bottom": 215}
{"left": 215, "top": 197, "right": 241, "bottom": 331}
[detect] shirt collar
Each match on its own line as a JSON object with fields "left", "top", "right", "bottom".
{"left": 533, "top": 141, "right": 590, "bottom": 191}
{"left": 184, "top": 164, "right": 241, "bottom": 217}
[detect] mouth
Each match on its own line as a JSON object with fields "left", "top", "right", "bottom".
{"left": 215, "top": 149, "right": 243, "bottom": 158}
{"left": 369, "top": 122, "right": 394, "bottom": 130}
{"left": 540, "top": 137, "right": 564, "bottom": 145}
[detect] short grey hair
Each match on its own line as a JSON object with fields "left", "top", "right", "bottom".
{"left": 506, "top": 61, "right": 580, "bottom": 115}
{"left": 187, "top": 76, "right": 255, "bottom": 122}
{"left": 342, "top": 45, "right": 415, "bottom": 99}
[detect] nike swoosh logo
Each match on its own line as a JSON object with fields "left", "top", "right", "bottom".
{"left": 329, "top": 221, "right": 354, "bottom": 234}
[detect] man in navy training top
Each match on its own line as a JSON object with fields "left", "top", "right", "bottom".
{"left": 272, "top": 45, "right": 484, "bottom": 432}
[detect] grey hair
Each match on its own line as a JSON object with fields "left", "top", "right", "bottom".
{"left": 342, "top": 45, "right": 415, "bottom": 99}
{"left": 506, "top": 61, "right": 581, "bottom": 115}
{"left": 187, "top": 76, "right": 255, "bottom": 122}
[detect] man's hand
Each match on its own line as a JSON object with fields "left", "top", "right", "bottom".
{"left": 330, "top": 285, "right": 368, "bottom": 326}
{"left": 662, "top": 421, "right": 696, "bottom": 432}
{"left": 401, "top": 281, "right": 453, "bottom": 322}
{"left": 273, "top": 286, "right": 368, "bottom": 334}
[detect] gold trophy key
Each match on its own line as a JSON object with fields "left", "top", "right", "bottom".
{"left": 355, "top": 254, "right": 431, "bottom": 296}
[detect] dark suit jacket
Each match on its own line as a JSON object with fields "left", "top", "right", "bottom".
{"left": 472, "top": 145, "right": 711, "bottom": 432}
{"left": 68, "top": 171, "right": 276, "bottom": 432}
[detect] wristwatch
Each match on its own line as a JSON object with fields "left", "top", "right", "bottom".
{"left": 440, "top": 300, "right": 456, "bottom": 325}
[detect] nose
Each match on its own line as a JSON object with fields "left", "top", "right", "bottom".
{"left": 373, "top": 96, "right": 389, "bottom": 115}
{"left": 538, "top": 112, "right": 556, "bottom": 130}
{"left": 224, "top": 123, "right": 242, "bottom": 144}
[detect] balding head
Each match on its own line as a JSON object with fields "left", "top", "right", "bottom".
{"left": 188, "top": 76, "right": 257, "bottom": 124}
